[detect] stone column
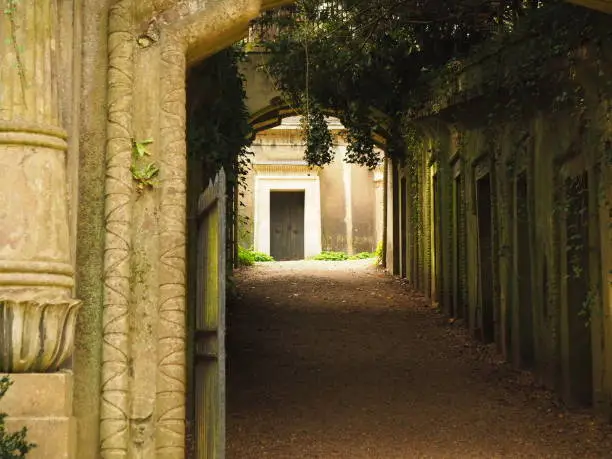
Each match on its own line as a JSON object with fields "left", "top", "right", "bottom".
{"left": 0, "top": 1, "right": 79, "bottom": 456}
{"left": 0, "top": 0, "right": 80, "bottom": 372}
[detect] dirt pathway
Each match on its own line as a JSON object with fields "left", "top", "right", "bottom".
{"left": 227, "top": 260, "right": 612, "bottom": 458}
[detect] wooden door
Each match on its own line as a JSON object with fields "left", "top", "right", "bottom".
{"left": 476, "top": 174, "right": 495, "bottom": 344}
{"left": 565, "top": 172, "right": 592, "bottom": 406}
{"left": 516, "top": 172, "right": 535, "bottom": 367}
{"left": 433, "top": 173, "right": 443, "bottom": 310}
{"left": 392, "top": 164, "right": 401, "bottom": 275}
{"left": 400, "top": 177, "right": 407, "bottom": 278}
{"left": 453, "top": 174, "right": 466, "bottom": 320}
{"left": 270, "top": 191, "right": 305, "bottom": 261}
{"left": 193, "top": 169, "right": 226, "bottom": 458}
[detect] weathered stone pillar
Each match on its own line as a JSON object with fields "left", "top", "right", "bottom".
{"left": 0, "top": 0, "right": 79, "bottom": 456}
{"left": 0, "top": 0, "right": 80, "bottom": 372}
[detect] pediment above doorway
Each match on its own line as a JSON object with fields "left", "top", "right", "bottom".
{"left": 253, "top": 160, "right": 321, "bottom": 176}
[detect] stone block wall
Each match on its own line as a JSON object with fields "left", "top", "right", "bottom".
{"left": 389, "top": 34, "right": 612, "bottom": 414}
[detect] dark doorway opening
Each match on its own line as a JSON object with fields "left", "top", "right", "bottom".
{"left": 565, "top": 172, "right": 592, "bottom": 406}
{"left": 433, "top": 173, "right": 443, "bottom": 310}
{"left": 516, "top": 172, "right": 535, "bottom": 367}
{"left": 392, "top": 164, "right": 401, "bottom": 275}
{"left": 412, "top": 184, "right": 420, "bottom": 291}
{"left": 476, "top": 174, "right": 495, "bottom": 344}
{"left": 400, "top": 177, "right": 408, "bottom": 278}
{"left": 270, "top": 191, "right": 305, "bottom": 261}
{"left": 453, "top": 175, "right": 466, "bottom": 320}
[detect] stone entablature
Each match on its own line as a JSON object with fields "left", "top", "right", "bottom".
{"left": 253, "top": 161, "right": 321, "bottom": 176}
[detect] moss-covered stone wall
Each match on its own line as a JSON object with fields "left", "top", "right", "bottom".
{"left": 392, "top": 35, "right": 612, "bottom": 415}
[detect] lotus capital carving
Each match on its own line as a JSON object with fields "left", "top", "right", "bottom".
{"left": 0, "top": 297, "right": 81, "bottom": 372}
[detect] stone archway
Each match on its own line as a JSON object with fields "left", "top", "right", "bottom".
{"left": 3, "top": 1, "right": 611, "bottom": 458}
{"left": 99, "top": 1, "right": 294, "bottom": 458}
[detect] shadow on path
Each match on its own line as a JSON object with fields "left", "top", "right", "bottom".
{"left": 227, "top": 260, "right": 612, "bottom": 459}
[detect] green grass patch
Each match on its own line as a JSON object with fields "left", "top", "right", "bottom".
{"left": 312, "top": 251, "right": 349, "bottom": 261}
{"left": 238, "top": 247, "right": 275, "bottom": 266}
{"left": 312, "top": 250, "right": 378, "bottom": 261}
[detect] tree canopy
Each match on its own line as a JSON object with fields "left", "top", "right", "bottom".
{"left": 254, "top": 0, "right": 567, "bottom": 167}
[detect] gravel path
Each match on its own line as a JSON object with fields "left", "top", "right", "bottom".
{"left": 227, "top": 260, "right": 612, "bottom": 458}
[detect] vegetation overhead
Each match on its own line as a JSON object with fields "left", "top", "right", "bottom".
{"left": 253, "top": 0, "right": 603, "bottom": 167}
{"left": 185, "top": 0, "right": 608, "bottom": 180}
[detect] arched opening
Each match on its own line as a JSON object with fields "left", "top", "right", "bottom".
{"left": 244, "top": 115, "right": 385, "bottom": 261}
{"left": 184, "top": 37, "right": 391, "bottom": 455}
{"left": 88, "top": 1, "right": 612, "bottom": 457}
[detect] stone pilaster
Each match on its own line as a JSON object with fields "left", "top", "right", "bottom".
{"left": 0, "top": 0, "right": 80, "bottom": 373}
{"left": 156, "top": 31, "right": 187, "bottom": 459}
{"left": 99, "top": 1, "right": 134, "bottom": 457}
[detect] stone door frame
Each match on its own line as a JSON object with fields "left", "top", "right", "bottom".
{"left": 100, "top": 1, "right": 293, "bottom": 457}
{"left": 254, "top": 175, "right": 322, "bottom": 258}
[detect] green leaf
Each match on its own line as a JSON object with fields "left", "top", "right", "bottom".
{"left": 132, "top": 138, "right": 154, "bottom": 158}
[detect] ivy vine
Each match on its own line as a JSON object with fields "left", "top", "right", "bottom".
{"left": 187, "top": 44, "right": 253, "bottom": 187}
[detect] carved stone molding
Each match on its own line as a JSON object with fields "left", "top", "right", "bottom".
{"left": 0, "top": 122, "right": 68, "bottom": 150}
{"left": 0, "top": 261, "right": 75, "bottom": 290}
{"left": 97, "top": 1, "right": 297, "bottom": 457}
{"left": 99, "top": 0, "right": 134, "bottom": 456}
{"left": 0, "top": 297, "right": 81, "bottom": 372}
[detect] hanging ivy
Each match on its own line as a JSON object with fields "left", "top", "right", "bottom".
{"left": 344, "top": 122, "right": 377, "bottom": 169}
{"left": 187, "top": 44, "right": 253, "bottom": 192}
{"left": 255, "top": 0, "right": 559, "bottom": 167}
{"left": 301, "top": 101, "right": 334, "bottom": 167}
